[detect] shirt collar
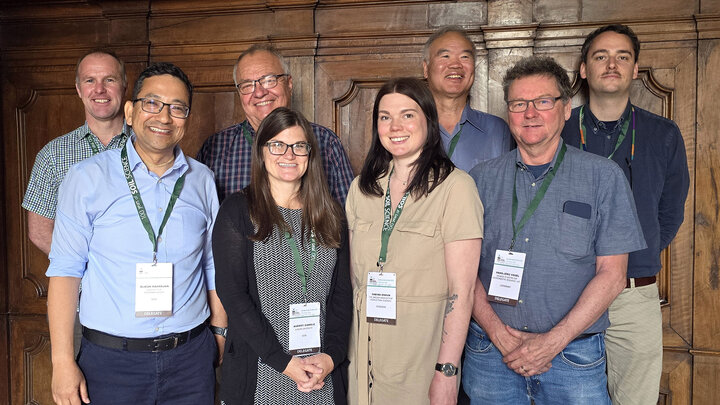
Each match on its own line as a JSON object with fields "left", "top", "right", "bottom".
{"left": 440, "top": 103, "right": 472, "bottom": 137}
{"left": 76, "top": 120, "right": 132, "bottom": 143}
{"left": 584, "top": 100, "right": 632, "bottom": 133}
{"left": 514, "top": 139, "right": 564, "bottom": 176}
{"left": 126, "top": 134, "right": 188, "bottom": 177}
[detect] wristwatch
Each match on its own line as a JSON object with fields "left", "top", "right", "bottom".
{"left": 209, "top": 325, "right": 227, "bottom": 338}
{"left": 435, "top": 362, "right": 458, "bottom": 377}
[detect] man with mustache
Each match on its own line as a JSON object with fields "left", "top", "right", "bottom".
{"left": 561, "top": 24, "right": 690, "bottom": 404}
{"left": 423, "top": 26, "right": 512, "bottom": 172}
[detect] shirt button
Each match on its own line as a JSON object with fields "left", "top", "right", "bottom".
{"left": 531, "top": 183, "right": 536, "bottom": 187}
{"left": 523, "top": 326, "right": 528, "bottom": 330}
{"left": 518, "top": 300, "right": 523, "bottom": 304}
{"left": 368, "top": 336, "right": 371, "bottom": 342}
{"left": 158, "top": 179, "right": 162, "bottom": 184}
{"left": 158, "top": 236, "right": 162, "bottom": 243}
{"left": 155, "top": 327, "right": 159, "bottom": 331}
{"left": 525, "top": 237, "right": 529, "bottom": 242}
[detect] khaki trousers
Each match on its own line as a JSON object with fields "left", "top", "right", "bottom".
{"left": 606, "top": 283, "right": 663, "bottom": 405}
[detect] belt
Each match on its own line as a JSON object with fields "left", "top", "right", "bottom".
{"left": 82, "top": 323, "right": 207, "bottom": 352}
{"left": 626, "top": 276, "right": 656, "bottom": 289}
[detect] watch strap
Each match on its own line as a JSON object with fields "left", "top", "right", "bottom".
{"left": 209, "top": 325, "right": 227, "bottom": 338}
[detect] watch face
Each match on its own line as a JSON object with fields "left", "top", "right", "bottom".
{"left": 441, "top": 363, "right": 456, "bottom": 376}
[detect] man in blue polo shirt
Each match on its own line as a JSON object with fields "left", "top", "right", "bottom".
{"left": 464, "top": 56, "right": 645, "bottom": 403}
{"left": 47, "top": 62, "right": 226, "bottom": 405}
{"left": 423, "top": 26, "right": 513, "bottom": 172}
{"left": 561, "top": 24, "right": 689, "bottom": 404}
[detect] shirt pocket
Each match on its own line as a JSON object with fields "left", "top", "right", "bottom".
{"left": 558, "top": 211, "right": 593, "bottom": 257}
{"left": 393, "top": 220, "right": 441, "bottom": 272}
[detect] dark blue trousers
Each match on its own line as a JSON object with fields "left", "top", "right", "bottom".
{"left": 77, "top": 327, "right": 216, "bottom": 405}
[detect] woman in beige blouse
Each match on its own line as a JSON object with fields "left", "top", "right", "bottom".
{"left": 345, "top": 77, "right": 483, "bottom": 405}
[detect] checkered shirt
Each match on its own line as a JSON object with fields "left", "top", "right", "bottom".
{"left": 22, "top": 122, "right": 130, "bottom": 219}
{"left": 197, "top": 120, "right": 354, "bottom": 205}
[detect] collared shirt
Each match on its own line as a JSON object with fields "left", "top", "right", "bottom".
{"left": 47, "top": 136, "right": 219, "bottom": 338}
{"left": 440, "top": 104, "right": 513, "bottom": 172}
{"left": 562, "top": 102, "right": 689, "bottom": 278}
{"left": 469, "top": 142, "right": 646, "bottom": 334}
{"left": 197, "top": 119, "right": 354, "bottom": 205}
{"left": 23, "top": 121, "right": 130, "bottom": 219}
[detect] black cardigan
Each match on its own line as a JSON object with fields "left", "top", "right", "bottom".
{"left": 213, "top": 191, "right": 352, "bottom": 405}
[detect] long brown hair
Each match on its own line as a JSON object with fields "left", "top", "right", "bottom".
{"left": 358, "top": 77, "right": 454, "bottom": 198}
{"left": 247, "top": 107, "right": 343, "bottom": 248}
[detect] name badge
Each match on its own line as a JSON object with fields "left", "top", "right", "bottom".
{"left": 135, "top": 262, "right": 173, "bottom": 317}
{"left": 487, "top": 250, "right": 526, "bottom": 306}
{"left": 288, "top": 302, "right": 321, "bottom": 355}
{"left": 366, "top": 272, "right": 396, "bottom": 325}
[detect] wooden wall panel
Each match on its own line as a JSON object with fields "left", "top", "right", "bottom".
{"left": 9, "top": 316, "right": 51, "bottom": 405}
{"left": 2, "top": 0, "right": 719, "bottom": 403}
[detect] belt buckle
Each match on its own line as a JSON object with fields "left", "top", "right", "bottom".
{"left": 151, "top": 336, "right": 178, "bottom": 352}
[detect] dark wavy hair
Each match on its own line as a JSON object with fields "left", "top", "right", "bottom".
{"left": 247, "top": 107, "right": 343, "bottom": 248}
{"left": 358, "top": 77, "right": 454, "bottom": 198}
{"left": 581, "top": 24, "right": 640, "bottom": 63}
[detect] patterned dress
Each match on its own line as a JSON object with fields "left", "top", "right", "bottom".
{"left": 252, "top": 207, "right": 336, "bottom": 405}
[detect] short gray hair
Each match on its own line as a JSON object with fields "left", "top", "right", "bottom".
{"left": 75, "top": 48, "right": 127, "bottom": 88}
{"left": 232, "top": 44, "right": 291, "bottom": 86}
{"left": 502, "top": 56, "right": 572, "bottom": 102}
{"left": 423, "top": 26, "right": 476, "bottom": 63}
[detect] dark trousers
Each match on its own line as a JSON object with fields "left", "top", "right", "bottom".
{"left": 77, "top": 328, "right": 216, "bottom": 405}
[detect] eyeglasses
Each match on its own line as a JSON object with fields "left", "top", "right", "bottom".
{"left": 236, "top": 74, "right": 288, "bottom": 95}
{"left": 132, "top": 98, "right": 190, "bottom": 118}
{"left": 265, "top": 141, "right": 311, "bottom": 156}
{"left": 507, "top": 96, "right": 563, "bottom": 113}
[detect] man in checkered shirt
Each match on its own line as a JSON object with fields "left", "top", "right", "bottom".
{"left": 23, "top": 49, "right": 130, "bottom": 255}
{"left": 197, "top": 44, "right": 354, "bottom": 205}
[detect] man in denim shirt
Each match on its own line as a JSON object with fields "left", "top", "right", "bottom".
{"left": 464, "top": 56, "right": 645, "bottom": 404}
{"left": 561, "top": 24, "right": 689, "bottom": 404}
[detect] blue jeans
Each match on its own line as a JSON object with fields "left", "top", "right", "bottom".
{"left": 77, "top": 327, "right": 216, "bottom": 405}
{"left": 462, "top": 321, "right": 610, "bottom": 405}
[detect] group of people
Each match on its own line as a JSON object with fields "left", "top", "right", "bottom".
{"left": 27, "top": 22, "right": 688, "bottom": 405}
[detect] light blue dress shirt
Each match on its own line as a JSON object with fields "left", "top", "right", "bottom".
{"left": 440, "top": 104, "right": 513, "bottom": 172}
{"left": 47, "top": 136, "right": 219, "bottom": 338}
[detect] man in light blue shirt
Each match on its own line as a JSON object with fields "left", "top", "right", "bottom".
{"left": 423, "top": 26, "right": 513, "bottom": 172}
{"left": 46, "top": 62, "right": 227, "bottom": 405}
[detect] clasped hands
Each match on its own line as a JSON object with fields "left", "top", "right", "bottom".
{"left": 494, "top": 325, "right": 567, "bottom": 377}
{"left": 282, "top": 353, "right": 334, "bottom": 392}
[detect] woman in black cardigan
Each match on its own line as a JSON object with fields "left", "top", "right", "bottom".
{"left": 212, "top": 107, "right": 352, "bottom": 404}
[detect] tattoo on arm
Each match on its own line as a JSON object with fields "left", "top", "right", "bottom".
{"left": 442, "top": 293, "right": 458, "bottom": 343}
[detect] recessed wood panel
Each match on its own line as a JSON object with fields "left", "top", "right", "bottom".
{"left": 9, "top": 316, "right": 52, "bottom": 405}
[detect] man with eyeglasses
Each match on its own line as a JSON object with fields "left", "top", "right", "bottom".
{"left": 423, "top": 26, "right": 513, "bottom": 172}
{"left": 560, "top": 24, "right": 689, "bottom": 405}
{"left": 197, "top": 44, "right": 354, "bottom": 204}
{"left": 46, "top": 62, "right": 226, "bottom": 405}
{"left": 463, "top": 56, "right": 645, "bottom": 403}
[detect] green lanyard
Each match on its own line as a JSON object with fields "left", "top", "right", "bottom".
{"left": 579, "top": 105, "right": 634, "bottom": 160}
{"left": 285, "top": 230, "right": 317, "bottom": 299}
{"left": 121, "top": 143, "right": 186, "bottom": 263}
{"left": 377, "top": 168, "right": 410, "bottom": 272}
{"left": 87, "top": 136, "right": 101, "bottom": 155}
{"left": 510, "top": 143, "right": 567, "bottom": 250}
{"left": 447, "top": 122, "right": 466, "bottom": 159}
{"left": 242, "top": 122, "right": 253, "bottom": 145}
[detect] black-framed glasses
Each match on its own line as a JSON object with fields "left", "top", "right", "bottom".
{"left": 236, "top": 74, "right": 288, "bottom": 95}
{"left": 132, "top": 98, "right": 190, "bottom": 118}
{"left": 265, "top": 141, "right": 311, "bottom": 156}
{"left": 507, "top": 96, "right": 563, "bottom": 113}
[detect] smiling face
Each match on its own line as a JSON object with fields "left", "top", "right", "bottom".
{"left": 423, "top": 31, "right": 475, "bottom": 100}
{"left": 507, "top": 74, "right": 570, "bottom": 155}
{"left": 377, "top": 92, "right": 428, "bottom": 164}
{"left": 580, "top": 31, "right": 638, "bottom": 98}
{"left": 263, "top": 125, "right": 309, "bottom": 188}
{"left": 235, "top": 51, "right": 293, "bottom": 130}
{"left": 124, "top": 74, "right": 190, "bottom": 160}
{"left": 75, "top": 53, "right": 125, "bottom": 125}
